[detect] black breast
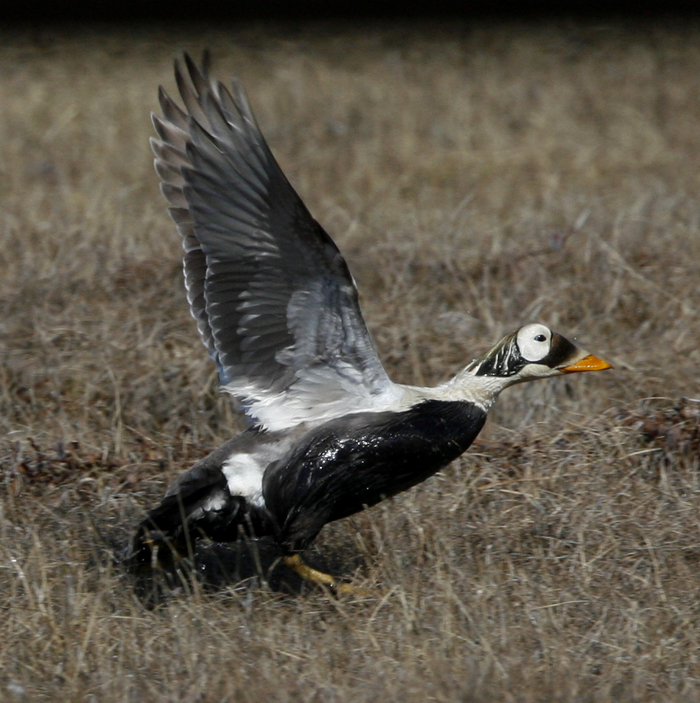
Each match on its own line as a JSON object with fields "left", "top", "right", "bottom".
{"left": 263, "top": 400, "right": 487, "bottom": 551}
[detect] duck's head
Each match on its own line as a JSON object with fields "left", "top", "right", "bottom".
{"left": 465, "top": 322, "right": 612, "bottom": 386}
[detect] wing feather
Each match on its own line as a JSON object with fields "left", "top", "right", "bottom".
{"left": 152, "top": 53, "right": 399, "bottom": 430}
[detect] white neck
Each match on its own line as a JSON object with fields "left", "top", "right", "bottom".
{"left": 397, "top": 367, "right": 515, "bottom": 412}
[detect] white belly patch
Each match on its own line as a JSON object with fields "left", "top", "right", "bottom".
{"left": 221, "top": 453, "right": 265, "bottom": 508}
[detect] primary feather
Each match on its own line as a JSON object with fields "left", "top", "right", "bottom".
{"left": 153, "top": 54, "right": 398, "bottom": 432}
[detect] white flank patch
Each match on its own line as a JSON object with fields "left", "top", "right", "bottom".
{"left": 221, "top": 453, "right": 266, "bottom": 508}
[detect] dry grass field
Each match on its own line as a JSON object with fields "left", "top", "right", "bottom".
{"left": 1, "top": 20, "right": 700, "bottom": 701}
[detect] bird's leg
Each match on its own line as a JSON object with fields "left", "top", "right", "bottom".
{"left": 283, "top": 553, "right": 358, "bottom": 594}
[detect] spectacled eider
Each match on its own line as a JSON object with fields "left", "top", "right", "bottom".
{"left": 130, "top": 53, "right": 611, "bottom": 592}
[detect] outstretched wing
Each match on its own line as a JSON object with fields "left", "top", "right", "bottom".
{"left": 151, "top": 53, "right": 398, "bottom": 431}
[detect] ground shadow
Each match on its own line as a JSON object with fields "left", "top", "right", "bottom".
{"left": 118, "top": 535, "right": 366, "bottom": 607}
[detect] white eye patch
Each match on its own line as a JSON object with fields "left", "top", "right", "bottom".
{"left": 516, "top": 323, "right": 552, "bottom": 363}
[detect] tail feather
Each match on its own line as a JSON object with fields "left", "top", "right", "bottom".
{"left": 128, "top": 463, "right": 242, "bottom": 568}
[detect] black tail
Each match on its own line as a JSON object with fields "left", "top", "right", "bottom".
{"left": 128, "top": 463, "right": 246, "bottom": 570}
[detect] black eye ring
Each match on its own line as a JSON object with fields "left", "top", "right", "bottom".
{"left": 534, "top": 334, "right": 547, "bottom": 343}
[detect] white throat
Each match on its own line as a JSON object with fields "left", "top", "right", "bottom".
{"left": 394, "top": 368, "right": 516, "bottom": 413}
{"left": 436, "top": 368, "right": 515, "bottom": 410}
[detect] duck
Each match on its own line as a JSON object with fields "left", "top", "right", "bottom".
{"left": 130, "top": 53, "right": 611, "bottom": 593}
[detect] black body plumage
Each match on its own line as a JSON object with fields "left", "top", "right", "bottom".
{"left": 263, "top": 400, "right": 487, "bottom": 551}
{"left": 133, "top": 401, "right": 486, "bottom": 561}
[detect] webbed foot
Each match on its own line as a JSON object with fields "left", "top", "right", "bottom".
{"left": 283, "top": 553, "right": 371, "bottom": 595}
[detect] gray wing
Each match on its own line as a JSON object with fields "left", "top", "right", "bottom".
{"left": 151, "top": 53, "right": 399, "bottom": 431}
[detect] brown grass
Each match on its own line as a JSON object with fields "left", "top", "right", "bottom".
{"left": 1, "top": 21, "right": 700, "bottom": 701}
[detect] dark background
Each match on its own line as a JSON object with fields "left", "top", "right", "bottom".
{"left": 2, "top": 1, "right": 699, "bottom": 24}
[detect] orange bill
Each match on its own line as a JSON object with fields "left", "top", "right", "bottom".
{"left": 561, "top": 354, "right": 613, "bottom": 374}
